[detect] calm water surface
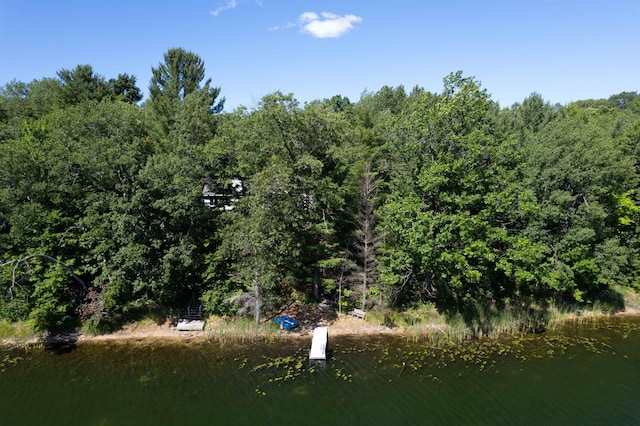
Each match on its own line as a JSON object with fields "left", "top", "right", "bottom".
{"left": 1, "top": 316, "right": 639, "bottom": 426}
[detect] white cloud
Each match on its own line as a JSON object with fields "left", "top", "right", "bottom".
{"left": 210, "top": 0, "right": 238, "bottom": 17}
{"left": 268, "top": 21, "right": 296, "bottom": 31}
{"left": 300, "top": 12, "right": 362, "bottom": 38}
{"left": 269, "top": 11, "right": 362, "bottom": 38}
{"left": 299, "top": 12, "right": 319, "bottom": 23}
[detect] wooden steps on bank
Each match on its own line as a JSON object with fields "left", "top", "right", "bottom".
{"left": 176, "top": 297, "right": 205, "bottom": 331}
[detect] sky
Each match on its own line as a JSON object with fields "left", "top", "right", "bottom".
{"left": 1, "top": 0, "right": 638, "bottom": 111}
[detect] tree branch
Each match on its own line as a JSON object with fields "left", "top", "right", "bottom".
{"left": 1, "top": 254, "right": 87, "bottom": 299}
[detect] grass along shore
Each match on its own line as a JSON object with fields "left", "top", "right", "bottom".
{"left": 2, "top": 287, "right": 639, "bottom": 348}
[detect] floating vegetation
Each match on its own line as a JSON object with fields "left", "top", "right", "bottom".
{"left": 233, "top": 316, "right": 640, "bottom": 399}
{"left": 334, "top": 367, "right": 352, "bottom": 382}
{"left": 0, "top": 354, "right": 24, "bottom": 372}
{"left": 0, "top": 316, "right": 636, "bottom": 425}
{"left": 139, "top": 373, "right": 153, "bottom": 386}
{"left": 234, "top": 356, "right": 248, "bottom": 370}
{"left": 247, "top": 349, "right": 311, "bottom": 395}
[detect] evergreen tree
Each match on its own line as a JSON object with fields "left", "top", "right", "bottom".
{"left": 147, "top": 48, "right": 224, "bottom": 143}
{"left": 57, "top": 65, "right": 111, "bottom": 106}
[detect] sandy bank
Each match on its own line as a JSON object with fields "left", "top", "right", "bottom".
{"left": 3, "top": 306, "right": 639, "bottom": 348}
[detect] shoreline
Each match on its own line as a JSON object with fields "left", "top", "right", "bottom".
{"left": 3, "top": 307, "right": 640, "bottom": 349}
{"left": 0, "top": 313, "right": 401, "bottom": 348}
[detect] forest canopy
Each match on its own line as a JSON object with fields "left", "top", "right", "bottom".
{"left": 1, "top": 49, "right": 639, "bottom": 332}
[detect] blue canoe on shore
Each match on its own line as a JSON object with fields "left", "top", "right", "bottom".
{"left": 275, "top": 315, "right": 299, "bottom": 330}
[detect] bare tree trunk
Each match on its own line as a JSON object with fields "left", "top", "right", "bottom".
{"left": 313, "top": 267, "right": 320, "bottom": 301}
{"left": 362, "top": 239, "right": 368, "bottom": 312}
{"left": 336, "top": 249, "right": 353, "bottom": 315}
{"left": 254, "top": 271, "right": 261, "bottom": 324}
{"left": 338, "top": 271, "right": 343, "bottom": 315}
{"left": 356, "top": 161, "right": 381, "bottom": 312}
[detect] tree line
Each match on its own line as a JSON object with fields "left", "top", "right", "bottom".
{"left": 1, "top": 48, "right": 639, "bottom": 332}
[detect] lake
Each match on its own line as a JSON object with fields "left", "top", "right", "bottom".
{"left": 1, "top": 316, "right": 639, "bottom": 425}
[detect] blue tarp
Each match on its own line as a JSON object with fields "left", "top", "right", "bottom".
{"left": 275, "top": 315, "right": 299, "bottom": 330}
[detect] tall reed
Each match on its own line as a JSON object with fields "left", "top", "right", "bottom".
{"left": 205, "top": 317, "right": 282, "bottom": 344}
{"left": 0, "top": 319, "right": 38, "bottom": 342}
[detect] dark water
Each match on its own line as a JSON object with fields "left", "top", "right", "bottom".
{"left": 1, "top": 316, "right": 639, "bottom": 426}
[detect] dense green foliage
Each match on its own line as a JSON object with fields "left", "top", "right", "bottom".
{"left": 1, "top": 49, "right": 639, "bottom": 332}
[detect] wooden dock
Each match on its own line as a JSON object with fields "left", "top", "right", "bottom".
{"left": 309, "top": 326, "right": 328, "bottom": 361}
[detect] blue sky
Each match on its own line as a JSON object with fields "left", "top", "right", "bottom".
{"left": 1, "top": 1, "right": 638, "bottom": 111}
